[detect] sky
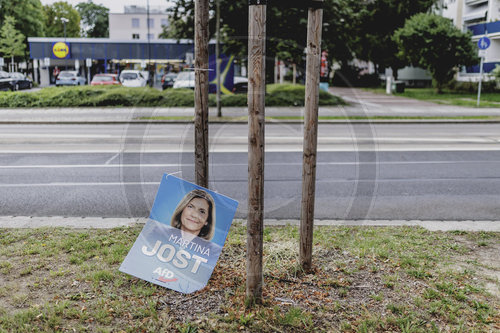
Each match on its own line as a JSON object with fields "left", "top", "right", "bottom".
{"left": 40, "top": 0, "right": 171, "bottom": 13}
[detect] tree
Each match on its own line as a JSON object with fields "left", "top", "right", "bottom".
{"left": 162, "top": 0, "right": 361, "bottom": 79}
{"left": 0, "top": 0, "right": 46, "bottom": 38}
{"left": 43, "top": 1, "right": 81, "bottom": 37}
{"left": 393, "top": 13, "right": 478, "bottom": 93}
{"left": 356, "top": 0, "right": 439, "bottom": 77}
{"left": 76, "top": 1, "right": 109, "bottom": 38}
{"left": 0, "top": 16, "right": 26, "bottom": 70}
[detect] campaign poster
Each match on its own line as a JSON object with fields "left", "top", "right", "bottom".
{"left": 119, "top": 174, "right": 239, "bottom": 294}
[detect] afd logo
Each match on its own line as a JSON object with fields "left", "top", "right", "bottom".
{"left": 52, "top": 42, "right": 70, "bottom": 59}
{"left": 153, "top": 267, "right": 178, "bottom": 283}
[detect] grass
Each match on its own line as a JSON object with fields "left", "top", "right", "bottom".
{"left": 366, "top": 87, "right": 500, "bottom": 108}
{"left": 0, "top": 225, "right": 498, "bottom": 332}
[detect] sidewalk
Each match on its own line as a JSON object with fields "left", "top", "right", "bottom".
{"left": 1, "top": 87, "right": 500, "bottom": 124}
{"left": 1, "top": 216, "right": 498, "bottom": 232}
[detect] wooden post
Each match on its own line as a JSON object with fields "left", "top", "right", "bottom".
{"left": 194, "top": 0, "right": 209, "bottom": 188}
{"left": 216, "top": 0, "right": 222, "bottom": 117}
{"left": 300, "top": 0, "right": 323, "bottom": 272}
{"left": 246, "top": 0, "right": 266, "bottom": 304}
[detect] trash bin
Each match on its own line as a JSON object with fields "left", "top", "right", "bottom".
{"left": 392, "top": 81, "right": 405, "bottom": 93}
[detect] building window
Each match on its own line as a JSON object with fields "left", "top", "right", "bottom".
{"left": 148, "top": 18, "right": 154, "bottom": 28}
{"left": 161, "top": 18, "right": 168, "bottom": 27}
{"left": 132, "top": 18, "right": 140, "bottom": 28}
{"left": 147, "top": 33, "right": 154, "bottom": 40}
{"left": 132, "top": 33, "right": 140, "bottom": 39}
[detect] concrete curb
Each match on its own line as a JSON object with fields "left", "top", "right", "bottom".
{"left": 1, "top": 119, "right": 500, "bottom": 125}
{"left": 1, "top": 216, "right": 499, "bottom": 232}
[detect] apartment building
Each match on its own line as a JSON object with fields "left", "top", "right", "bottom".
{"left": 440, "top": 0, "right": 500, "bottom": 79}
{"left": 109, "top": 5, "right": 169, "bottom": 41}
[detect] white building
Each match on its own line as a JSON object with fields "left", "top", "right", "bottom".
{"left": 109, "top": 5, "right": 169, "bottom": 41}
{"left": 439, "top": 0, "right": 500, "bottom": 80}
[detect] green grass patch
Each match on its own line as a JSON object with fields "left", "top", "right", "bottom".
{"left": 0, "top": 225, "right": 498, "bottom": 332}
{"left": 0, "top": 84, "right": 344, "bottom": 108}
{"left": 366, "top": 87, "right": 500, "bottom": 108}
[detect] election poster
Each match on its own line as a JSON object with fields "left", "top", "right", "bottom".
{"left": 119, "top": 174, "right": 239, "bottom": 294}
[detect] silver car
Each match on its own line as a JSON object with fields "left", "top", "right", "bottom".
{"left": 56, "top": 70, "right": 86, "bottom": 86}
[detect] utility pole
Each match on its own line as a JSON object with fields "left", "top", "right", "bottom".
{"left": 216, "top": 0, "right": 222, "bottom": 117}
{"left": 61, "top": 17, "right": 69, "bottom": 70}
{"left": 246, "top": 0, "right": 266, "bottom": 305}
{"left": 147, "top": 0, "right": 152, "bottom": 86}
{"left": 194, "top": 0, "right": 210, "bottom": 188}
{"left": 300, "top": 0, "right": 323, "bottom": 271}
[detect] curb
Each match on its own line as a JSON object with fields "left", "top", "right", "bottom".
{"left": 1, "top": 119, "right": 500, "bottom": 125}
{"left": 1, "top": 216, "right": 499, "bottom": 232}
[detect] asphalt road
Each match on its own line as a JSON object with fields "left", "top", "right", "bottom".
{"left": 1, "top": 123, "right": 500, "bottom": 220}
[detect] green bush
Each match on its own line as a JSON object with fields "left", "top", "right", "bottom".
{"left": 0, "top": 84, "right": 344, "bottom": 108}
{"left": 446, "top": 79, "right": 499, "bottom": 93}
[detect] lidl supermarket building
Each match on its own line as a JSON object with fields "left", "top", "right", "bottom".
{"left": 28, "top": 37, "right": 212, "bottom": 86}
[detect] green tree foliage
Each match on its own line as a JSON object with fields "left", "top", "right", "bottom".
{"left": 357, "top": 0, "right": 439, "bottom": 76}
{"left": 76, "top": 1, "right": 109, "bottom": 37}
{"left": 393, "top": 13, "right": 478, "bottom": 93}
{"left": 161, "top": 0, "right": 362, "bottom": 69}
{"left": 43, "top": 1, "right": 81, "bottom": 37}
{"left": 0, "top": 16, "right": 26, "bottom": 66}
{"left": 0, "top": 0, "right": 46, "bottom": 38}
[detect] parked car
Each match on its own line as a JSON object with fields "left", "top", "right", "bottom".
{"left": 161, "top": 73, "right": 178, "bottom": 90}
{"left": 56, "top": 71, "right": 86, "bottom": 86}
{"left": 0, "top": 71, "right": 14, "bottom": 91}
{"left": 90, "top": 73, "right": 121, "bottom": 86}
{"left": 232, "top": 76, "right": 248, "bottom": 93}
{"left": 141, "top": 71, "right": 154, "bottom": 87}
{"left": 119, "top": 70, "right": 147, "bottom": 87}
{"left": 173, "top": 71, "right": 195, "bottom": 89}
{"left": 8, "top": 72, "right": 33, "bottom": 90}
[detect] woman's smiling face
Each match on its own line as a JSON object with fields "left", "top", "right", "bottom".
{"left": 180, "top": 197, "right": 210, "bottom": 236}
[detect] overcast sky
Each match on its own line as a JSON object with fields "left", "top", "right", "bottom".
{"left": 40, "top": 0, "right": 171, "bottom": 13}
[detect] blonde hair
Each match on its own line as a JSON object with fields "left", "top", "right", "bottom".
{"left": 171, "top": 189, "right": 216, "bottom": 240}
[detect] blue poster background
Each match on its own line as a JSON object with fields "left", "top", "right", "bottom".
{"left": 119, "top": 174, "right": 239, "bottom": 293}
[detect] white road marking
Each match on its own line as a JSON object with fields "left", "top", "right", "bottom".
{"left": 0, "top": 177, "right": 497, "bottom": 188}
{"left": 1, "top": 160, "right": 500, "bottom": 169}
{"left": 104, "top": 152, "right": 120, "bottom": 165}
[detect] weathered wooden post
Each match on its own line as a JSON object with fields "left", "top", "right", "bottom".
{"left": 246, "top": 0, "right": 266, "bottom": 304}
{"left": 216, "top": 0, "right": 222, "bottom": 117}
{"left": 300, "top": 0, "right": 324, "bottom": 271}
{"left": 194, "top": 0, "right": 210, "bottom": 187}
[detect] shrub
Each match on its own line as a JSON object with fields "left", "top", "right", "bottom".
{"left": 0, "top": 84, "right": 344, "bottom": 108}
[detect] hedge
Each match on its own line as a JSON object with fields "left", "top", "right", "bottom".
{"left": 0, "top": 84, "right": 345, "bottom": 108}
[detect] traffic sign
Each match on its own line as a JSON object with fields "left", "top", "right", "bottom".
{"left": 478, "top": 49, "right": 487, "bottom": 58}
{"left": 478, "top": 37, "right": 491, "bottom": 50}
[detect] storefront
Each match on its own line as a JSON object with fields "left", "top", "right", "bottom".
{"left": 28, "top": 37, "right": 212, "bottom": 86}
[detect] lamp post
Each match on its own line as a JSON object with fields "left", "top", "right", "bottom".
{"left": 60, "top": 17, "right": 69, "bottom": 70}
{"left": 60, "top": 17, "right": 69, "bottom": 40}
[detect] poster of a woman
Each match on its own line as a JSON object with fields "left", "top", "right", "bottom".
{"left": 119, "top": 174, "right": 238, "bottom": 294}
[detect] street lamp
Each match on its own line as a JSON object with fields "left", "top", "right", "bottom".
{"left": 60, "top": 17, "right": 69, "bottom": 40}
{"left": 60, "top": 17, "right": 69, "bottom": 69}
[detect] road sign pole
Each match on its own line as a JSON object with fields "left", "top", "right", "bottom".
{"left": 476, "top": 36, "right": 490, "bottom": 108}
{"left": 477, "top": 56, "right": 484, "bottom": 107}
